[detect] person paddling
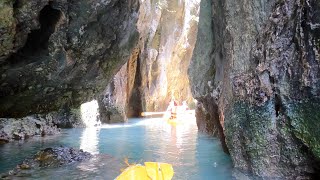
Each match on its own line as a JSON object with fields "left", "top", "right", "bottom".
{"left": 166, "top": 99, "right": 177, "bottom": 119}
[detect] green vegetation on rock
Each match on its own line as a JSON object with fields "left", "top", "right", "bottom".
{"left": 0, "top": 0, "right": 15, "bottom": 57}
{"left": 224, "top": 100, "right": 276, "bottom": 175}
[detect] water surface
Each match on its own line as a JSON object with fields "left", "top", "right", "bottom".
{"left": 0, "top": 118, "right": 233, "bottom": 179}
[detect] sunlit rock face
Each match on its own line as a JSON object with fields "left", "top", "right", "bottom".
{"left": 137, "top": 0, "right": 200, "bottom": 113}
{"left": 189, "top": 0, "right": 320, "bottom": 178}
{"left": 0, "top": 0, "right": 139, "bottom": 117}
{"left": 101, "top": 0, "right": 200, "bottom": 119}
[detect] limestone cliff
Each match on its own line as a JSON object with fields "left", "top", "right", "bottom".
{"left": 137, "top": 0, "right": 200, "bottom": 112}
{"left": 0, "top": 0, "right": 139, "bottom": 117}
{"left": 97, "top": 0, "right": 200, "bottom": 122}
{"left": 189, "top": 0, "right": 320, "bottom": 178}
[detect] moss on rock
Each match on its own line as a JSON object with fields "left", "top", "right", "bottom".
{"left": 224, "top": 99, "right": 319, "bottom": 178}
{"left": 287, "top": 98, "right": 320, "bottom": 159}
{"left": 0, "top": 0, "right": 15, "bottom": 58}
{"left": 224, "top": 100, "right": 277, "bottom": 176}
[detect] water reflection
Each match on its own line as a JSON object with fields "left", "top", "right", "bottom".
{"left": 144, "top": 116, "right": 198, "bottom": 179}
{"left": 80, "top": 127, "right": 100, "bottom": 155}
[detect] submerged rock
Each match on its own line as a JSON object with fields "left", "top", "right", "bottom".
{"left": 32, "top": 147, "right": 92, "bottom": 167}
{"left": 0, "top": 147, "right": 92, "bottom": 179}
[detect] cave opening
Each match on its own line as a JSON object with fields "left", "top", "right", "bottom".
{"left": 9, "top": 2, "right": 62, "bottom": 65}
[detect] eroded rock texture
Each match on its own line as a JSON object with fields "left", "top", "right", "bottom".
{"left": 137, "top": 0, "right": 200, "bottom": 112}
{"left": 0, "top": 0, "right": 139, "bottom": 117}
{"left": 0, "top": 115, "right": 60, "bottom": 143}
{"left": 189, "top": 0, "right": 320, "bottom": 178}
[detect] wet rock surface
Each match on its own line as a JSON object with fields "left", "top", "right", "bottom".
{"left": 0, "top": 131, "right": 10, "bottom": 144}
{"left": 0, "top": 147, "right": 92, "bottom": 179}
{"left": 189, "top": 0, "right": 320, "bottom": 179}
{"left": 0, "top": 115, "right": 59, "bottom": 143}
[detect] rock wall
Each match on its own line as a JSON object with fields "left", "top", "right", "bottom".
{"left": 98, "top": 60, "right": 129, "bottom": 123}
{"left": 189, "top": 0, "right": 320, "bottom": 178}
{"left": 137, "top": 0, "right": 200, "bottom": 112}
{"left": 99, "top": 0, "right": 200, "bottom": 120}
{"left": 0, "top": 0, "right": 139, "bottom": 117}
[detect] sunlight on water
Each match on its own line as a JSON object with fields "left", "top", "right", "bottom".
{"left": 80, "top": 127, "right": 100, "bottom": 155}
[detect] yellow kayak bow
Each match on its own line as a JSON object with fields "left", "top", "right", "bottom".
{"left": 116, "top": 162, "right": 174, "bottom": 180}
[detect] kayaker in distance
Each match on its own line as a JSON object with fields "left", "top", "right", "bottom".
{"left": 166, "top": 99, "right": 177, "bottom": 119}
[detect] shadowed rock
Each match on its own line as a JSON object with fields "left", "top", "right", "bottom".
{"left": 0, "top": 0, "right": 139, "bottom": 117}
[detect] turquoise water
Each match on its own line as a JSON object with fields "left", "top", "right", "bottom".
{"left": 0, "top": 118, "right": 233, "bottom": 179}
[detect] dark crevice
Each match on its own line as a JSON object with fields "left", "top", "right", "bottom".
{"left": 127, "top": 55, "right": 143, "bottom": 118}
{"left": 269, "top": 76, "right": 275, "bottom": 84}
{"left": 36, "top": 123, "right": 41, "bottom": 129}
{"left": 13, "top": 0, "right": 22, "bottom": 9}
{"left": 202, "top": 96, "right": 229, "bottom": 154}
{"left": 7, "top": 2, "right": 62, "bottom": 66}
{"left": 275, "top": 94, "right": 281, "bottom": 117}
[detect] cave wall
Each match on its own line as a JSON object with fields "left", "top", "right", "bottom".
{"left": 0, "top": 0, "right": 139, "bottom": 117}
{"left": 189, "top": 0, "right": 320, "bottom": 178}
